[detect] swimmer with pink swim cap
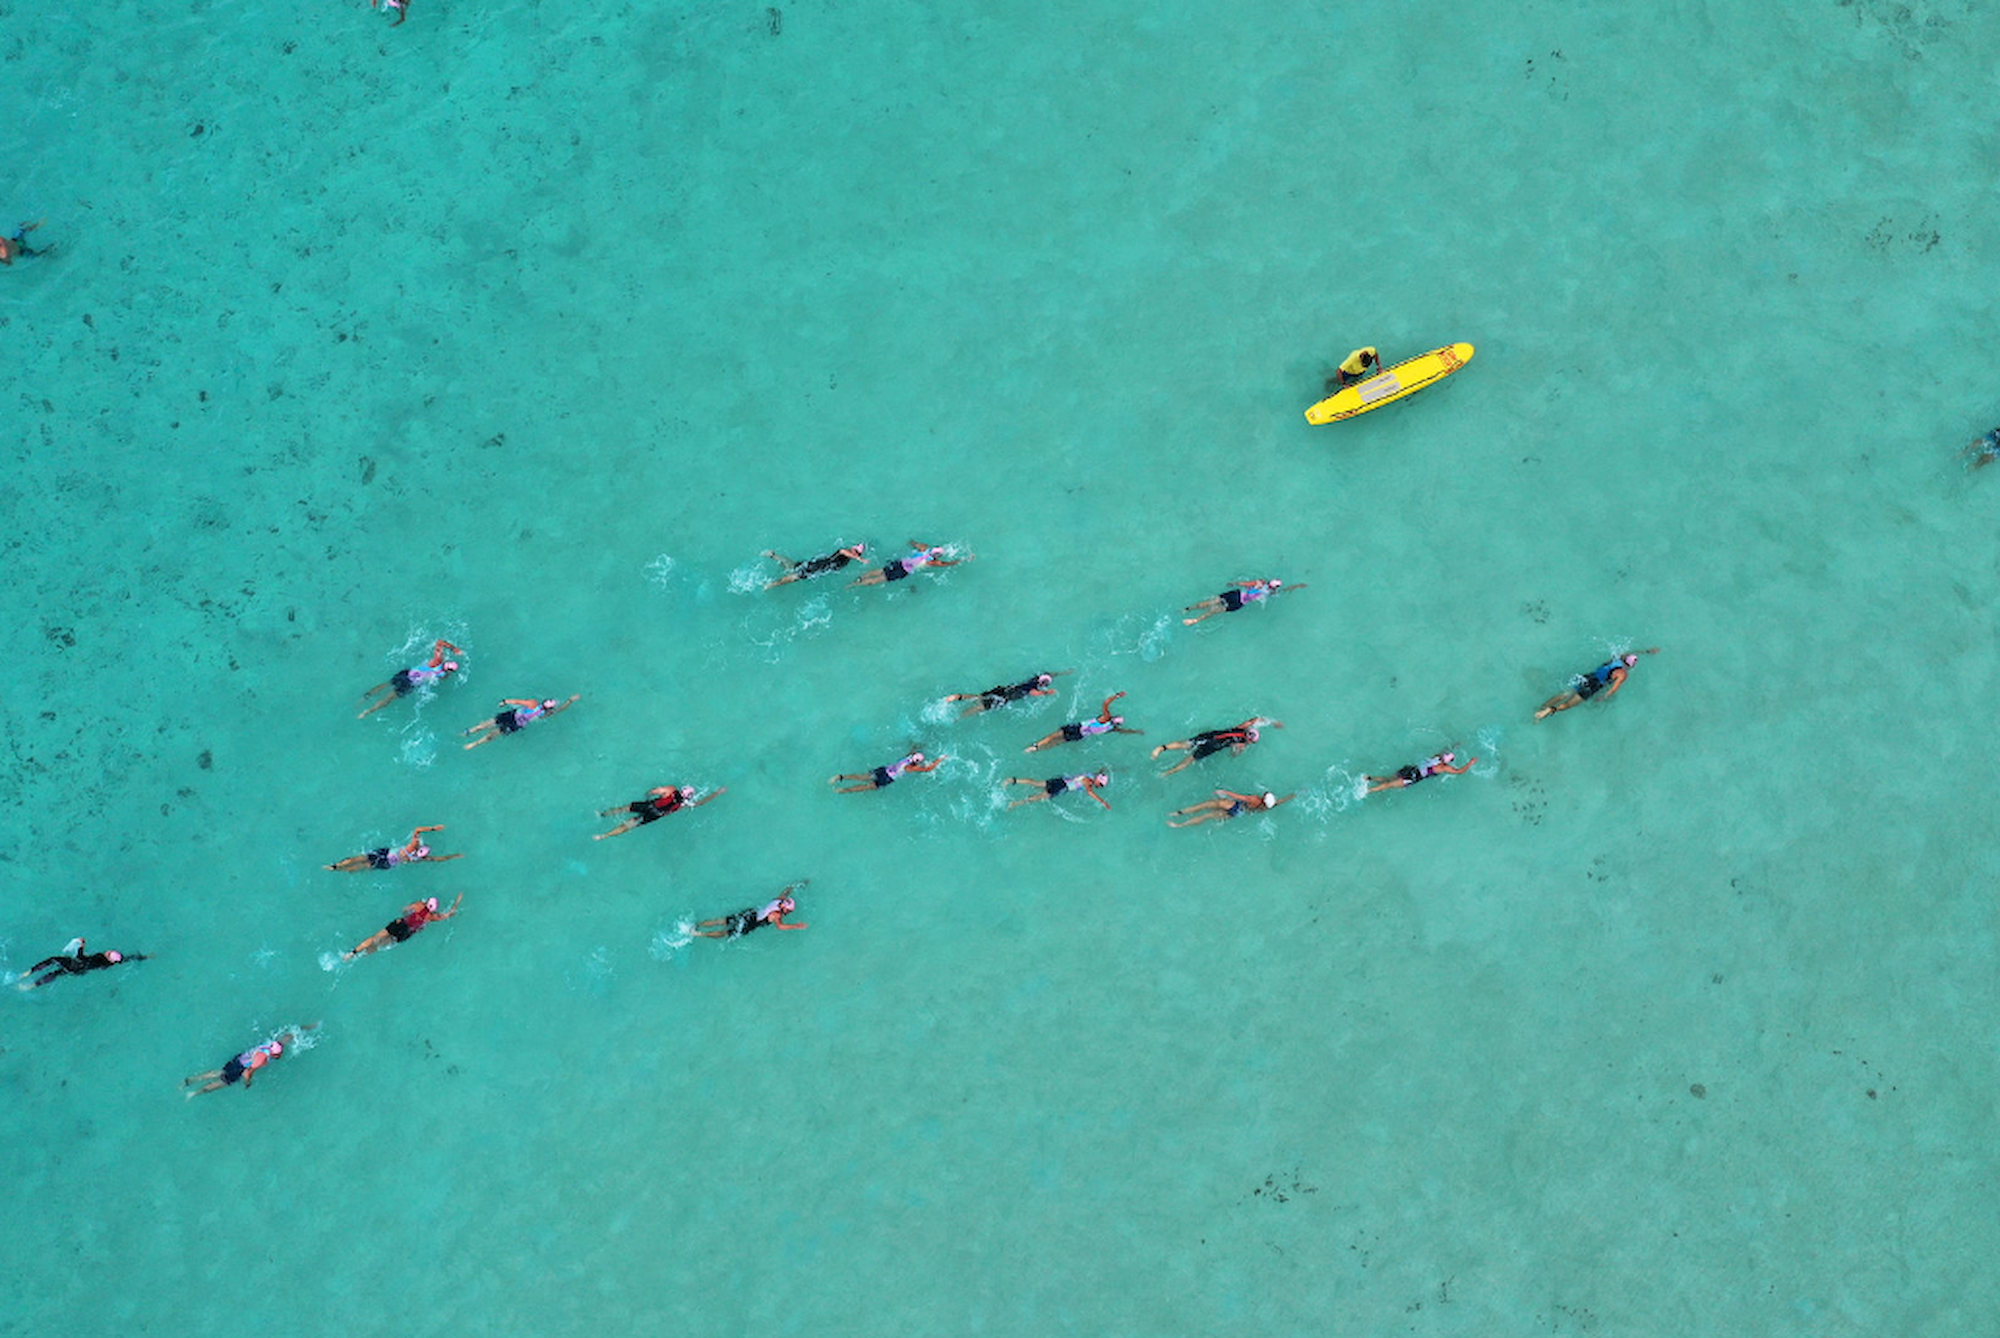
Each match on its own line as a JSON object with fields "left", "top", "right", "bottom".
{"left": 15, "top": 936, "right": 149, "bottom": 990}
{"left": 696, "top": 882, "right": 809, "bottom": 939}
{"left": 373, "top": 0, "right": 410, "bottom": 26}
{"left": 462, "top": 694, "right": 580, "bottom": 750}
{"left": 183, "top": 1023, "right": 317, "bottom": 1097}
{"left": 830, "top": 751, "right": 945, "bottom": 792}
{"left": 1002, "top": 769, "right": 1113, "bottom": 810}
{"left": 763, "top": 540, "right": 868, "bottom": 589}
{"left": 343, "top": 894, "right": 463, "bottom": 961}
{"left": 325, "top": 824, "right": 463, "bottom": 872}
{"left": 1535, "top": 647, "right": 1661, "bottom": 720}
{"left": 359, "top": 640, "right": 463, "bottom": 719}
{"left": 1182, "top": 578, "right": 1305, "bottom": 627}
{"left": 1365, "top": 749, "right": 1476, "bottom": 795}
{"left": 595, "top": 783, "right": 726, "bottom": 840}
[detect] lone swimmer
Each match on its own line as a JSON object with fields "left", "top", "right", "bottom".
{"left": 15, "top": 937, "right": 148, "bottom": 990}
{"left": 1534, "top": 648, "right": 1660, "bottom": 720}
{"left": 0, "top": 220, "right": 45, "bottom": 266}
{"left": 1182, "top": 579, "right": 1303, "bottom": 627}
{"left": 696, "top": 884, "right": 808, "bottom": 939}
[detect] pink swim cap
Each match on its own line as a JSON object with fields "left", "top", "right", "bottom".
{"left": 106, "top": 950, "right": 123, "bottom": 963}
{"left": 425, "top": 897, "right": 439, "bottom": 913}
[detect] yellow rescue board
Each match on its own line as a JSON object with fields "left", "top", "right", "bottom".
{"left": 1305, "top": 343, "right": 1475, "bottom": 424}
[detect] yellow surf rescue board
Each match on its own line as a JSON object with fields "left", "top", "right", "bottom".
{"left": 1305, "top": 342, "right": 1475, "bottom": 424}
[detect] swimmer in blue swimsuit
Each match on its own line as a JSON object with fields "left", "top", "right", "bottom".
{"left": 0, "top": 220, "right": 44, "bottom": 266}
{"left": 1535, "top": 648, "right": 1659, "bottom": 720}
{"left": 1962, "top": 426, "right": 2000, "bottom": 469}
{"left": 1167, "top": 789, "right": 1292, "bottom": 828}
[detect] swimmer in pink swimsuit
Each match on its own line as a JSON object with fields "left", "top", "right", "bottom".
{"left": 358, "top": 639, "right": 462, "bottom": 718}
{"left": 325, "top": 824, "right": 462, "bottom": 872}
{"left": 1182, "top": 579, "right": 1305, "bottom": 627}
{"left": 847, "top": 541, "right": 968, "bottom": 588}
{"left": 1024, "top": 691, "right": 1142, "bottom": 752}
{"left": 1365, "top": 750, "right": 1475, "bottom": 795}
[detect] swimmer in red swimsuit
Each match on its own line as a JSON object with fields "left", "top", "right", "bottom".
{"left": 343, "top": 894, "right": 462, "bottom": 960}
{"left": 1152, "top": 718, "right": 1279, "bottom": 776}
{"left": 1182, "top": 579, "right": 1304, "bottom": 627}
{"left": 1364, "top": 751, "right": 1474, "bottom": 795}
{"left": 1167, "top": 789, "right": 1292, "bottom": 828}
{"left": 595, "top": 785, "right": 725, "bottom": 839}
{"left": 359, "top": 639, "right": 463, "bottom": 718}
{"left": 462, "top": 694, "right": 579, "bottom": 749}
{"left": 830, "top": 751, "right": 945, "bottom": 793}
{"left": 325, "top": 825, "right": 463, "bottom": 872}
{"left": 1002, "top": 770, "right": 1111, "bottom": 810}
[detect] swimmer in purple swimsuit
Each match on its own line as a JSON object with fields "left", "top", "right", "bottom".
{"left": 945, "top": 670, "right": 1067, "bottom": 717}
{"left": 182, "top": 1023, "right": 316, "bottom": 1098}
{"left": 1534, "top": 648, "right": 1660, "bottom": 720}
{"left": 462, "top": 694, "right": 579, "bottom": 750}
{"left": 1182, "top": 579, "right": 1305, "bottom": 627}
{"left": 358, "top": 639, "right": 462, "bottom": 718}
{"left": 848, "top": 541, "right": 967, "bottom": 588}
{"left": 1024, "top": 691, "right": 1142, "bottom": 752}
{"left": 1365, "top": 751, "right": 1474, "bottom": 795}
{"left": 1167, "top": 789, "right": 1292, "bottom": 828}
{"left": 1002, "top": 770, "right": 1111, "bottom": 810}
{"left": 1153, "top": 717, "right": 1279, "bottom": 776}
{"left": 830, "top": 751, "right": 945, "bottom": 793}
{"left": 325, "top": 824, "right": 463, "bottom": 872}
{"left": 594, "top": 784, "right": 724, "bottom": 839}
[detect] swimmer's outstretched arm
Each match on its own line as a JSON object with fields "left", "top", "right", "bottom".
{"left": 906, "top": 756, "right": 946, "bottom": 774}
{"left": 688, "top": 786, "right": 726, "bottom": 808}
{"left": 547, "top": 694, "right": 581, "bottom": 715}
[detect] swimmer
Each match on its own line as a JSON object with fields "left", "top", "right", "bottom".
{"left": 830, "top": 751, "right": 945, "bottom": 792}
{"left": 1365, "top": 750, "right": 1475, "bottom": 795}
{"left": 1002, "top": 770, "right": 1111, "bottom": 810}
{"left": 945, "top": 670, "right": 1067, "bottom": 717}
{"left": 373, "top": 0, "right": 409, "bottom": 24}
{"left": 182, "top": 1023, "right": 317, "bottom": 1098}
{"left": 848, "top": 541, "right": 967, "bottom": 588}
{"left": 462, "top": 694, "right": 579, "bottom": 749}
{"left": 594, "top": 784, "right": 725, "bottom": 839}
{"left": 1534, "top": 648, "right": 1661, "bottom": 720}
{"left": 358, "top": 639, "right": 463, "bottom": 718}
{"left": 1182, "top": 579, "right": 1304, "bottom": 626}
{"left": 1152, "top": 718, "right": 1280, "bottom": 776}
{"left": 325, "top": 824, "right": 463, "bottom": 872}
{"left": 14, "top": 937, "right": 148, "bottom": 990}
{"left": 1331, "top": 346, "right": 1380, "bottom": 389}
{"left": 1167, "top": 789, "right": 1293, "bottom": 828}
{"left": 1024, "top": 691, "right": 1143, "bottom": 752}
{"left": 763, "top": 542, "right": 867, "bottom": 588}
{"left": 695, "top": 883, "right": 808, "bottom": 938}
{"left": 342, "top": 894, "right": 462, "bottom": 960}
{"left": 0, "top": 219, "right": 44, "bottom": 266}
{"left": 1961, "top": 426, "right": 2000, "bottom": 469}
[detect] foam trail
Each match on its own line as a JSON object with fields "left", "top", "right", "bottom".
{"left": 643, "top": 554, "right": 680, "bottom": 589}
{"left": 650, "top": 919, "right": 697, "bottom": 962}
{"left": 728, "top": 561, "right": 767, "bottom": 594}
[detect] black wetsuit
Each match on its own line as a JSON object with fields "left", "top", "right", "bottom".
{"left": 1573, "top": 660, "right": 1623, "bottom": 701}
{"left": 1188, "top": 729, "right": 1248, "bottom": 761}
{"left": 795, "top": 550, "right": 856, "bottom": 579}
{"left": 630, "top": 792, "right": 685, "bottom": 824}
{"left": 28, "top": 950, "right": 145, "bottom": 987}
{"left": 979, "top": 677, "right": 1048, "bottom": 710}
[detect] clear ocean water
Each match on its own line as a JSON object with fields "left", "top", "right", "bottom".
{"left": 4, "top": 1, "right": 1996, "bottom": 1334}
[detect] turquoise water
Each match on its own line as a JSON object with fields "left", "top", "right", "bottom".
{"left": 5, "top": 1, "right": 1997, "bottom": 1333}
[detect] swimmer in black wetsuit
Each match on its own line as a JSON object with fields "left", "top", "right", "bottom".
{"left": 359, "top": 639, "right": 463, "bottom": 718}
{"left": 0, "top": 220, "right": 44, "bottom": 266}
{"left": 763, "top": 542, "right": 867, "bottom": 588}
{"left": 945, "top": 670, "right": 1067, "bottom": 717}
{"left": 1182, "top": 579, "right": 1304, "bottom": 627}
{"left": 1167, "top": 789, "right": 1292, "bottom": 828}
{"left": 1534, "top": 648, "right": 1660, "bottom": 720}
{"left": 1024, "top": 692, "right": 1142, "bottom": 752}
{"left": 595, "top": 784, "right": 725, "bottom": 839}
{"left": 15, "top": 937, "right": 148, "bottom": 990}
{"left": 1152, "top": 717, "right": 1279, "bottom": 776}
{"left": 325, "top": 825, "right": 463, "bottom": 872}
{"left": 1001, "top": 770, "right": 1111, "bottom": 809}
{"left": 695, "top": 883, "right": 808, "bottom": 938}
{"left": 1364, "top": 750, "right": 1475, "bottom": 795}
{"left": 462, "top": 694, "right": 580, "bottom": 749}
